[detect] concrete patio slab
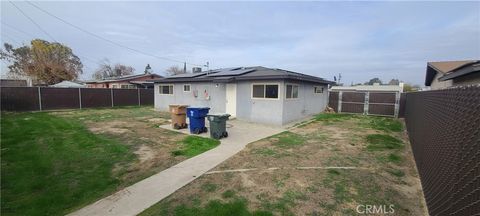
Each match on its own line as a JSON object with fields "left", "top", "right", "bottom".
{"left": 69, "top": 120, "right": 284, "bottom": 216}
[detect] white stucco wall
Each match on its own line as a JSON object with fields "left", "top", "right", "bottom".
{"left": 282, "top": 82, "right": 329, "bottom": 125}
{"left": 430, "top": 73, "right": 453, "bottom": 90}
{"left": 235, "top": 80, "right": 285, "bottom": 125}
{"left": 154, "top": 80, "right": 329, "bottom": 126}
{"left": 154, "top": 82, "right": 226, "bottom": 114}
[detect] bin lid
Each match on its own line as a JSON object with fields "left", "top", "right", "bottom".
{"left": 207, "top": 113, "right": 231, "bottom": 117}
{"left": 187, "top": 107, "right": 210, "bottom": 110}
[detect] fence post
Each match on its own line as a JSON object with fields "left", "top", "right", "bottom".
{"left": 78, "top": 88, "right": 82, "bottom": 109}
{"left": 37, "top": 87, "right": 42, "bottom": 111}
{"left": 338, "top": 91, "right": 343, "bottom": 113}
{"left": 111, "top": 88, "right": 114, "bottom": 107}
{"left": 364, "top": 92, "right": 369, "bottom": 115}
{"left": 137, "top": 88, "right": 141, "bottom": 106}
{"left": 394, "top": 92, "right": 400, "bottom": 118}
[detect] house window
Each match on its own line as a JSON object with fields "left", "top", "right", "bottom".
{"left": 121, "top": 84, "right": 136, "bottom": 89}
{"left": 252, "top": 84, "right": 279, "bottom": 99}
{"left": 159, "top": 84, "right": 174, "bottom": 95}
{"left": 112, "top": 85, "right": 118, "bottom": 88}
{"left": 314, "top": 86, "right": 324, "bottom": 94}
{"left": 183, "top": 84, "right": 191, "bottom": 92}
{"left": 286, "top": 84, "right": 299, "bottom": 99}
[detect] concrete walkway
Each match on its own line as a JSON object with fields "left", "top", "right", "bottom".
{"left": 69, "top": 120, "right": 284, "bottom": 216}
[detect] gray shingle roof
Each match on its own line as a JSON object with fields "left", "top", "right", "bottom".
{"left": 153, "top": 66, "right": 333, "bottom": 84}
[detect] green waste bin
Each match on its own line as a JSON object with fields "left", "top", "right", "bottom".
{"left": 207, "top": 114, "right": 231, "bottom": 139}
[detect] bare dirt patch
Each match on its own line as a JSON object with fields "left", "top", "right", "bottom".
{"left": 135, "top": 145, "right": 155, "bottom": 163}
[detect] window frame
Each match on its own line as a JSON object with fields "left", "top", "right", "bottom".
{"left": 285, "top": 83, "right": 300, "bottom": 100}
{"left": 251, "top": 83, "right": 280, "bottom": 100}
{"left": 313, "top": 86, "right": 324, "bottom": 94}
{"left": 121, "top": 84, "right": 136, "bottom": 89}
{"left": 158, "top": 84, "right": 174, "bottom": 95}
{"left": 183, "top": 84, "right": 191, "bottom": 92}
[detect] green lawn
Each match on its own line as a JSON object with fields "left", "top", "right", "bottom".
{"left": 1, "top": 112, "right": 134, "bottom": 215}
{"left": 172, "top": 136, "right": 220, "bottom": 157}
{"left": 1, "top": 108, "right": 221, "bottom": 216}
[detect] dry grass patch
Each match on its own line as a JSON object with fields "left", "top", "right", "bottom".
{"left": 142, "top": 113, "right": 427, "bottom": 216}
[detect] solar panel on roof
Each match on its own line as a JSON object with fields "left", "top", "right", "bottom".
{"left": 206, "top": 68, "right": 255, "bottom": 77}
{"left": 165, "top": 72, "right": 209, "bottom": 79}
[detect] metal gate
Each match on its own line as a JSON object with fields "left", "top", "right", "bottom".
{"left": 328, "top": 91, "right": 402, "bottom": 117}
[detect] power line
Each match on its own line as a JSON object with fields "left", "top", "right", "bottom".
{"left": 1, "top": 34, "right": 21, "bottom": 45}
{"left": 9, "top": 1, "right": 57, "bottom": 42}
{"left": 2, "top": 21, "right": 38, "bottom": 38}
{"left": 2, "top": 20, "right": 102, "bottom": 66}
{"left": 26, "top": 1, "right": 203, "bottom": 67}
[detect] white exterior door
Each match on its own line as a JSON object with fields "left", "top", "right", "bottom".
{"left": 226, "top": 83, "right": 237, "bottom": 117}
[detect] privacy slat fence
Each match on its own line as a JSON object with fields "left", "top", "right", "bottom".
{"left": 1, "top": 87, "right": 154, "bottom": 111}
{"left": 404, "top": 85, "right": 480, "bottom": 215}
{"left": 328, "top": 91, "right": 404, "bottom": 117}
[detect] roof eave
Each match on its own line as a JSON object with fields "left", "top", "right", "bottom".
{"left": 438, "top": 64, "right": 480, "bottom": 81}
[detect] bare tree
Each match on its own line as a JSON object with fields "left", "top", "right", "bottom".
{"left": 166, "top": 65, "right": 185, "bottom": 76}
{"left": 92, "top": 59, "right": 134, "bottom": 79}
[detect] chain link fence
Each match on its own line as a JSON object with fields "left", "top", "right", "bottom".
{"left": 404, "top": 85, "right": 480, "bottom": 215}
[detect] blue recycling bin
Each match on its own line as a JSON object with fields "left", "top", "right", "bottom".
{"left": 186, "top": 107, "right": 210, "bottom": 134}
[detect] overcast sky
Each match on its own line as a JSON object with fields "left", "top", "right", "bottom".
{"left": 1, "top": 1, "right": 479, "bottom": 85}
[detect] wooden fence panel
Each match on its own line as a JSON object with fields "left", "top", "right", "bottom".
{"left": 331, "top": 90, "right": 400, "bottom": 117}
{"left": 81, "top": 88, "right": 112, "bottom": 108}
{"left": 1, "top": 87, "right": 39, "bottom": 111}
{"left": 341, "top": 103, "right": 364, "bottom": 113}
{"left": 342, "top": 92, "right": 364, "bottom": 102}
{"left": 139, "top": 89, "right": 154, "bottom": 105}
{"left": 113, "top": 89, "right": 138, "bottom": 106}
{"left": 369, "top": 92, "right": 396, "bottom": 103}
{"left": 0, "top": 87, "right": 155, "bottom": 112}
{"left": 40, "top": 88, "right": 80, "bottom": 110}
{"left": 328, "top": 92, "right": 339, "bottom": 112}
{"left": 368, "top": 104, "right": 395, "bottom": 116}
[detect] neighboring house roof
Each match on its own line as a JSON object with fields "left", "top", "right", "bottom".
{"left": 50, "top": 80, "right": 86, "bottom": 88}
{"left": 86, "top": 73, "right": 162, "bottom": 84}
{"left": 0, "top": 79, "right": 28, "bottom": 87}
{"left": 438, "top": 60, "right": 480, "bottom": 81}
{"left": 425, "top": 60, "right": 477, "bottom": 86}
{"left": 130, "top": 80, "right": 154, "bottom": 88}
{"left": 330, "top": 84, "right": 403, "bottom": 92}
{"left": 153, "top": 66, "right": 334, "bottom": 85}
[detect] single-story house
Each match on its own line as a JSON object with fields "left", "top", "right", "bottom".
{"left": 86, "top": 73, "right": 162, "bottom": 89}
{"left": 425, "top": 60, "right": 480, "bottom": 90}
{"left": 153, "top": 66, "right": 334, "bottom": 126}
{"left": 0, "top": 79, "right": 28, "bottom": 87}
{"left": 49, "top": 80, "right": 86, "bottom": 88}
{"left": 330, "top": 83, "right": 403, "bottom": 93}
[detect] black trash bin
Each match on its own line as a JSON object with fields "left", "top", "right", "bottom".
{"left": 207, "top": 114, "right": 231, "bottom": 139}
